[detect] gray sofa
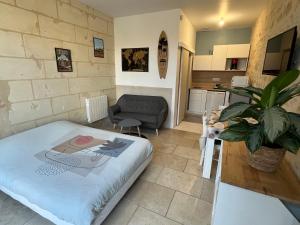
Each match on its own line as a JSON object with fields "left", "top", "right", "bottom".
{"left": 108, "top": 94, "right": 168, "bottom": 134}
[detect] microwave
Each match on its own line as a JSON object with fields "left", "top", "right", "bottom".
{"left": 231, "top": 76, "right": 249, "bottom": 87}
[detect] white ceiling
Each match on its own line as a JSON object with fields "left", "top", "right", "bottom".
{"left": 80, "top": 0, "right": 268, "bottom": 31}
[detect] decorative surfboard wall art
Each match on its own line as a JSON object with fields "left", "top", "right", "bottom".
{"left": 158, "top": 31, "right": 168, "bottom": 79}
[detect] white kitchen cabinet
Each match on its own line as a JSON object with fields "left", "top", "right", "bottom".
{"left": 193, "top": 55, "right": 212, "bottom": 70}
{"left": 205, "top": 91, "right": 226, "bottom": 114}
{"left": 226, "top": 44, "right": 251, "bottom": 58}
{"left": 193, "top": 44, "right": 250, "bottom": 71}
{"left": 188, "top": 89, "right": 207, "bottom": 114}
{"left": 188, "top": 90, "right": 226, "bottom": 115}
{"left": 211, "top": 45, "right": 228, "bottom": 70}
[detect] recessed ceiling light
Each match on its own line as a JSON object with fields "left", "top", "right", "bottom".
{"left": 219, "top": 18, "right": 225, "bottom": 27}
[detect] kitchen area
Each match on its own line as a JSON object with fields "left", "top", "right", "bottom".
{"left": 185, "top": 28, "right": 252, "bottom": 119}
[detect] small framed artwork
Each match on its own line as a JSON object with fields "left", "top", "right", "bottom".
{"left": 55, "top": 48, "right": 73, "bottom": 72}
{"left": 121, "top": 48, "right": 149, "bottom": 72}
{"left": 93, "top": 37, "right": 104, "bottom": 58}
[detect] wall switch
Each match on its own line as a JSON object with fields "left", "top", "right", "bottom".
{"left": 212, "top": 77, "right": 221, "bottom": 82}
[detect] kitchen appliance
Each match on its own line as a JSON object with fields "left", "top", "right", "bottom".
{"left": 229, "top": 76, "right": 250, "bottom": 104}
{"left": 206, "top": 91, "right": 226, "bottom": 115}
{"left": 231, "top": 76, "right": 249, "bottom": 87}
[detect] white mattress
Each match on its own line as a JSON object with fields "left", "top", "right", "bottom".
{"left": 0, "top": 121, "right": 153, "bottom": 225}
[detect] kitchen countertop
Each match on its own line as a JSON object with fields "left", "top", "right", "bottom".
{"left": 190, "top": 87, "right": 227, "bottom": 92}
{"left": 192, "top": 82, "right": 230, "bottom": 90}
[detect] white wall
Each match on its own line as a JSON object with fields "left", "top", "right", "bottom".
{"left": 114, "top": 9, "right": 181, "bottom": 128}
{"left": 115, "top": 9, "right": 180, "bottom": 89}
{"left": 179, "top": 11, "right": 196, "bottom": 53}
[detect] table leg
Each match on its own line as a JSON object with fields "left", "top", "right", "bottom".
{"left": 120, "top": 126, "right": 123, "bottom": 133}
{"left": 202, "top": 138, "right": 215, "bottom": 179}
{"left": 137, "top": 126, "right": 141, "bottom": 137}
{"left": 199, "top": 136, "right": 206, "bottom": 166}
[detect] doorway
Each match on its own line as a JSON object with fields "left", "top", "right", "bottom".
{"left": 175, "top": 47, "right": 201, "bottom": 134}
{"left": 177, "top": 48, "right": 191, "bottom": 125}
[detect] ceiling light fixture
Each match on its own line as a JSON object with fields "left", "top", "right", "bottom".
{"left": 219, "top": 18, "right": 225, "bottom": 27}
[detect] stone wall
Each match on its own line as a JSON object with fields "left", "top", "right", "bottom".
{"left": 247, "top": 0, "right": 300, "bottom": 178}
{"left": 0, "top": 0, "right": 115, "bottom": 138}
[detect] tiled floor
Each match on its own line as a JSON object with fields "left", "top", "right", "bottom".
{"left": 173, "top": 121, "right": 201, "bottom": 134}
{"left": 0, "top": 124, "right": 216, "bottom": 225}
{"left": 183, "top": 114, "right": 202, "bottom": 124}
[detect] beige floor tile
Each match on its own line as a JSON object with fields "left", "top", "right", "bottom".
{"left": 167, "top": 192, "right": 212, "bottom": 225}
{"left": 156, "top": 168, "right": 202, "bottom": 197}
{"left": 140, "top": 164, "right": 163, "bottom": 183}
{"left": 174, "top": 122, "right": 201, "bottom": 135}
{"left": 124, "top": 180, "right": 175, "bottom": 216}
{"left": 102, "top": 199, "right": 138, "bottom": 225}
{"left": 24, "top": 214, "right": 54, "bottom": 225}
{"left": 184, "top": 159, "right": 217, "bottom": 180}
{"left": 183, "top": 114, "right": 202, "bottom": 124}
{"left": 183, "top": 132, "right": 201, "bottom": 140}
{"left": 174, "top": 146, "right": 200, "bottom": 161}
{"left": 184, "top": 159, "right": 202, "bottom": 177}
{"left": 200, "top": 179, "right": 215, "bottom": 203}
{"left": 152, "top": 152, "right": 187, "bottom": 171}
{"left": 152, "top": 134, "right": 195, "bottom": 148}
{"left": 0, "top": 197, "right": 36, "bottom": 225}
{"left": 173, "top": 138, "right": 196, "bottom": 148}
{"left": 188, "top": 177, "right": 203, "bottom": 198}
{"left": 152, "top": 141, "right": 177, "bottom": 154}
{"left": 128, "top": 207, "right": 181, "bottom": 225}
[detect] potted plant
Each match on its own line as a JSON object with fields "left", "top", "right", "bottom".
{"left": 218, "top": 70, "right": 300, "bottom": 172}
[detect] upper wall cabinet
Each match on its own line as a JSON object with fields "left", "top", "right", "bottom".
{"left": 193, "top": 55, "right": 212, "bottom": 70}
{"left": 211, "top": 45, "right": 228, "bottom": 71}
{"left": 193, "top": 44, "right": 251, "bottom": 71}
{"left": 226, "top": 44, "right": 250, "bottom": 58}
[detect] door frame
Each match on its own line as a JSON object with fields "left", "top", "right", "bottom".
{"left": 174, "top": 47, "right": 194, "bottom": 126}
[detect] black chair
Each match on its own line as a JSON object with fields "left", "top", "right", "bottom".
{"left": 108, "top": 94, "right": 168, "bottom": 135}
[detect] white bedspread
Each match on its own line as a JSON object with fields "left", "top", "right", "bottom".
{"left": 0, "top": 121, "right": 152, "bottom": 225}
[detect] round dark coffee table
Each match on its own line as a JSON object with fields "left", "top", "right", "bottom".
{"left": 118, "top": 119, "right": 142, "bottom": 137}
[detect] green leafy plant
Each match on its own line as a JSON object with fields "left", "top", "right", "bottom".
{"left": 218, "top": 70, "right": 300, "bottom": 154}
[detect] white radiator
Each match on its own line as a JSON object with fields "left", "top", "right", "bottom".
{"left": 85, "top": 95, "right": 108, "bottom": 123}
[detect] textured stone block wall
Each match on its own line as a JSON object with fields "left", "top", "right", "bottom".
{"left": 247, "top": 0, "right": 300, "bottom": 178}
{"left": 0, "top": 0, "right": 115, "bottom": 138}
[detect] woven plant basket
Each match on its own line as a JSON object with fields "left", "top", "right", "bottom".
{"left": 247, "top": 146, "right": 286, "bottom": 172}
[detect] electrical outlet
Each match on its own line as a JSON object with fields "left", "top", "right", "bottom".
{"left": 212, "top": 77, "right": 221, "bottom": 82}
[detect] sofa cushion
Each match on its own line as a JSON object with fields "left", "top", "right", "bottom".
{"left": 118, "top": 95, "right": 166, "bottom": 115}
{"left": 108, "top": 94, "right": 168, "bottom": 129}
{"left": 114, "top": 112, "right": 157, "bottom": 124}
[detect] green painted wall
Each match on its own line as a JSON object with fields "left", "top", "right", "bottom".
{"left": 195, "top": 27, "right": 252, "bottom": 55}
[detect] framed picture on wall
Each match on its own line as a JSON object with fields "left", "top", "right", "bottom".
{"left": 55, "top": 48, "right": 73, "bottom": 72}
{"left": 121, "top": 48, "right": 149, "bottom": 72}
{"left": 93, "top": 37, "right": 104, "bottom": 58}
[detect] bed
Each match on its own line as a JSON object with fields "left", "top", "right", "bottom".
{"left": 0, "top": 121, "right": 153, "bottom": 225}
